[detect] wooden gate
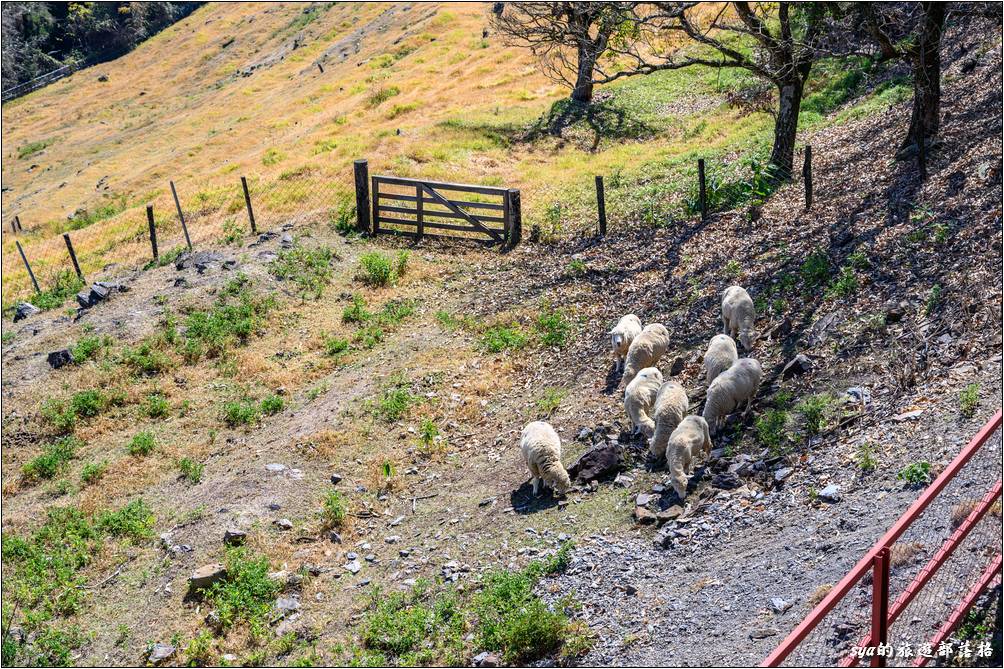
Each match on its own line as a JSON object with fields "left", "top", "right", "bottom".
{"left": 369, "top": 174, "right": 519, "bottom": 246}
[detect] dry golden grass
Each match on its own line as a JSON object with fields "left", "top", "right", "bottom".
{"left": 806, "top": 583, "right": 833, "bottom": 608}
{"left": 889, "top": 541, "right": 926, "bottom": 568}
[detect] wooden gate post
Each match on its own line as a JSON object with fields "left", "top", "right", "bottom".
{"left": 415, "top": 183, "right": 425, "bottom": 241}
{"left": 698, "top": 158, "right": 708, "bottom": 222}
{"left": 10, "top": 220, "right": 17, "bottom": 234}
{"left": 146, "top": 205, "right": 158, "bottom": 261}
{"left": 170, "top": 180, "right": 193, "bottom": 251}
{"left": 870, "top": 547, "right": 890, "bottom": 668}
{"left": 507, "top": 188, "right": 522, "bottom": 250}
{"left": 63, "top": 233, "right": 84, "bottom": 281}
{"left": 241, "top": 176, "right": 257, "bottom": 234}
{"left": 354, "top": 159, "right": 371, "bottom": 234}
{"left": 803, "top": 145, "right": 813, "bottom": 210}
{"left": 595, "top": 175, "right": 607, "bottom": 236}
{"left": 15, "top": 240, "right": 40, "bottom": 294}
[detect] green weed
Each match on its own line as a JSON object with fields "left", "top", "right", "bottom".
{"left": 22, "top": 436, "right": 82, "bottom": 482}
{"left": 897, "top": 461, "right": 932, "bottom": 487}
{"left": 222, "top": 400, "right": 260, "bottom": 427}
{"left": 322, "top": 491, "right": 348, "bottom": 529}
{"left": 143, "top": 393, "right": 170, "bottom": 419}
{"left": 29, "top": 271, "right": 84, "bottom": 312}
{"left": 178, "top": 458, "right": 204, "bottom": 484}
{"left": 959, "top": 383, "right": 979, "bottom": 418}
{"left": 481, "top": 324, "right": 529, "bottom": 353}
{"left": 536, "top": 388, "right": 567, "bottom": 417}
{"left": 357, "top": 252, "right": 395, "bottom": 287}
{"left": 127, "top": 431, "right": 156, "bottom": 456}
{"left": 856, "top": 442, "right": 878, "bottom": 472}
{"left": 205, "top": 547, "right": 282, "bottom": 638}
{"left": 79, "top": 461, "right": 108, "bottom": 485}
{"left": 270, "top": 244, "right": 335, "bottom": 300}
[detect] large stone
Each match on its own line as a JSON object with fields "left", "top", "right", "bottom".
{"left": 634, "top": 506, "right": 657, "bottom": 525}
{"left": 149, "top": 642, "right": 176, "bottom": 664}
{"left": 76, "top": 283, "right": 112, "bottom": 309}
{"left": 774, "top": 467, "right": 793, "bottom": 483}
{"left": 330, "top": 473, "right": 343, "bottom": 485}
{"left": 344, "top": 559, "right": 362, "bottom": 574}
{"left": 566, "top": 443, "right": 623, "bottom": 483}
{"left": 781, "top": 354, "right": 813, "bottom": 380}
{"left": 223, "top": 529, "right": 247, "bottom": 546}
{"left": 188, "top": 564, "right": 227, "bottom": 592}
{"left": 712, "top": 472, "right": 742, "bottom": 490}
{"left": 13, "top": 302, "right": 40, "bottom": 322}
{"left": 818, "top": 484, "right": 841, "bottom": 503}
{"left": 657, "top": 506, "right": 684, "bottom": 524}
{"left": 474, "top": 651, "right": 500, "bottom": 667}
{"left": 47, "top": 349, "right": 74, "bottom": 369}
{"left": 175, "top": 250, "right": 225, "bottom": 272}
{"left": 275, "top": 597, "right": 300, "bottom": 614}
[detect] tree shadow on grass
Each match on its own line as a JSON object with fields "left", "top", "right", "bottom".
{"left": 524, "top": 97, "right": 656, "bottom": 151}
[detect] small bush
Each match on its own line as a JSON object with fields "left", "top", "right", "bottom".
{"left": 122, "top": 341, "right": 171, "bottom": 376}
{"left": 79, "top": 461, "right": 108, "bottom": 485}
{"left": 322, "top": 334, "right": 350, "bottom": 356}
{"left": 797, "top": 394, "right": 833, "bottom": 436}
{"left": 270, "top": 244, "right": 335, "bottom": 300}
{"left": 178, "top": 457, "right": 204, "bottom": 483}
{"left": 358, "top": 252, "right": 395, "bottom": 287}
{"left": 343, "top": 294, "right": 372, "bottom": 323}
{"left": 70, "top": 389, "right": 105, "bottom": 418}
{"left": 127, "top": 431, "right": 156, "bottom": 456}
{"left": 260, "top": 394, "right": 285, "bottom": 415}
{"left": 206, "top": 547, "right": 282, "bottom": 637}
{"left": 322, "top": 491, "right": 348, "bottom": 529}
{"left": 536, "top": 308, "right": 573, "bottom": 348}
{"left": 924, "top": 284, "right": 942, "bottom": 315}
{"left": 373, "top": 383, "right": 415, "bottom": 423}
{"left": 535, "top": 388, "right": 567, "bottom": 417}
{"left": 800, "top": 251, "right": 831, "bottom": 289}
{"left": 354, "top": 324, "right": 385, "bottom": 349}
{"left": 856, "top": 442, "right": 878, "bottom": 472}
{"left": 827, "top": 266, "right": 858, "bottom": 298}
{"left": 566, "top": 259, "right": 587, "bottom": 275}
{"left": 29, "top": 270, "right": 84, "bottom": 312}
{"left": 70, "top": 335, "right": 109, "bottom": 363}
{"left": 223, "top": 400, "right": 260, "bottom": 427}
{"left": 755, "top": 409, "right": 789, "bottom": 454}
{"left": 95, "top": 498, "right": 156, "bottom": 540}
{"left": 143, "top": 393, "right": 170, "bottom": 419}
{"left": 22, "top": 436, "right": 81, "bottom": 481}
{"left": 897, "top": 461, "right": 932, "bottom": 487}
{"left": 473, "top": 569, "right": 568, "bottom": 664}
{"left": 377, "top": 299, "right": 415, "bottom": 326}
{"left": 367, "top": 86, "right": 400, "bottom": 107}
{"left": 41, "top": 398, "right": 77, "bottom": 434}
{"left": 481, "top": 324, "right": 529, "bottom": 353}
{"left": 959, "top": 383, "right": 979, "bottom": 418}
{"left": 395, "top": 251, "right": 410, "bottom": 278}
{"left": 183, "top": 277, "right": 273, "bottom": 360}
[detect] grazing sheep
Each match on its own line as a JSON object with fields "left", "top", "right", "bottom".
{"left": 703, "top": 334, "right": 738, "bottom": 387}
{"left": 648, "top": 381, "right": 690, "bottom": 460}
{"left": 666, "top": 416, "right": 712, "bottom": 499}
{"left": 702, "top": 357, "right": 762, "bottom": 436}
{"left": 609, "top": 314, "right": 643, "bottom": 371}
{"left": 520, "top": 421, "right": 571, "bottom": 497}
{"left": 624, "top": 367, "right": 663, "bottom": 437}
{"left": 722, "top": 285, "right": 756, "bottom": 350}
{"left": 622, "top": 323, "right": 670, "bottom": 386}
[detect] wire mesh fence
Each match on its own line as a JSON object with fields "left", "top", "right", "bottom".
{"left": 774, "top": 419, "right": 1002, "bottom": 667}
{"left": 1, "top": 163, "right": 353, "bottom": 314}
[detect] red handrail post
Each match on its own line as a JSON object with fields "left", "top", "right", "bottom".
{"left": 870, "top": 547, "right": 890, "bottom": 667}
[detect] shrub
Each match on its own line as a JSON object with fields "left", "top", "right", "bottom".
{"left": 127, "top": 431, "right": 156, "bottom": 456}
{"left": 367, "top": 86, "right": 400, "bottom": 107}
{"left": 223, "top": 400, "right": 260, "bottom": 427}
{"left": 566, "top": 259, "right": 587, "bottom": 275}
{"left": 260, "top": 394, "right": 285, "bottom": 415}
{"left": 473, "top": 569, "right": 567, "bottom": 664}
{"left": 323, "top": 334, "right": 350, "bottom": 357}
{"left": 183, "top": 277, "right": 273, "bottom": 360}
{"left": 28, "top": 270, "right": 83, "bottom": 312}
{"left": 358, "top": 252, "right": 395, "bottom": 287}
{"left": 755, "top": 409, "right": 789, "bottom": 454}
{"left": 178, "top": 457, "right": 204, "bottom": 483}
{"left": 205, "top": 547, "right": 281, "bottom": 637}
{"left": 395, "top": 251, "right": 410, "bottom": 278}
{"left": 41, "top": 398, "right": 76, "bottom": 434}
{"left": 856, "top": 443, "right": 878, "bottom": 472}
{"left": 330, "top": 196, "right": 357, "bottom": 235}
{"left": 924, "top": 283, "right": 942, "bottom": 315}
{"left": 22, "top": 437, "right": 81, "bottom": 481}
{"left": 322, "top": 491, "right": 348, "bottom": 529}
{"left": 537, "top": 308, "right": 573, "bottom": 348}
{"left": 143, "top": 393, "right": 170, "bottom": 419}
{"left": 122, "top": 341, "right": 171, "bottom": 376}
{"left": 897, "top": 461, "right": 932, "bottom": 487}
{"left": 70, "top": 389, "right": 105, "bottom": 418}
{"left": 373, "top": 382, "right": 415, "bottom": 423}
{"left": 79, "top": 461, "right": 108, "bottom": 485}
{"left": 270, "top": 244, "right": 335, "bottom": 300}
{"left": 481, "top": 324, "right": 529, "bottom": 353}
{"left": 797, "top": 393, "right": 833, "bottom": 437}
{"left": 535, "top": 388, "right": 567, "bottom": 417}
{"left": 377, "top": 299, "right": 415, "bottom": 327}
{"left": 70, "top": 335, "right": 109, "bottom": 363}
{"left": 800, "top": 251, "right": 830, "bottom": 289}
{"left": 354, "top": 324, "right": 385, "bottom": 349}
{"left": 827, "top": 266, "right": 858, "bottom": 298}
{"left": 342, "top": 294, "right": 372, "bottom": 323}
{"left": 959, "top": 383, "right": 979, "bottom": 418}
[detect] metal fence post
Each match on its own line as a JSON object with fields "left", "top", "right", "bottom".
{"left": 241, "top": 176, "right": 257, "bottom": 234}
{"left": 354, "top": 159, "right": 370, "bottom": 234}
{"left": 146, "top": 205, "right": 158, "bottom": 261}
{"left": 870, "top": 547, "right": 890, "bottom": 668}
{"left": 698, "top": 158, "right": 708, "bottom": 222}
{"left": 63, "top": 233, "right": 84, "bottom": 281}
{"left": 170, "top": 180, "right": 193, "bottom": 251}
{"left": 595, "top": 175, "right": 607, "bottom": 236}
{"left": 15, "top": 240, "right": 40, "bottom": 294}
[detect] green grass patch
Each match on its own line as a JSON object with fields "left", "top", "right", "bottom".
{"left": 205, "top": 547, "right": 282, "bottom": 638}
{"left": 142, "top": 393, "right": 170, "bottom": 419}
{"left": 79, "top": 461, "right": 108, "bottom": 485}
{"left": 127, "top": 430, "right": 156, "bottom": 456}
{"left": 897, "top": 461, "right": 932, "bottom": 487}
{"left": 367, "top": 86, "right": 400, "bottom": 108}
{"left": 260, "top": 394, "right": 285, "bottom": 415}
{"left": 322, "top": 333, "right": 350, "bottom": 357}
{"left": 535, "top": 388, "right": 567, "bottom": 417}
{"left": 121, "top": 340, "right": 172, "bottom": 376}
{"left": 22, "top": 436, "right": 82, "bottom": 482}
{"left": 28, "top": 270, "right": 84, "bottom": 312}
{"left": 69, "top": 334, "right": 111, "bottom": 363}
{"left": 480, "top": 324, "right": 529, "bottom": 353}
{"left": 343, "top": 294, "right": 372, "bottom": 323}
{"left": 182, "top": 274, "right": 274, "bottom": 361}
{"left": 357, "top": 252, "right": 408, "bottom": 287}
{"left": 371, "top": 376, "right": 417, "bottom": 423}
{"left": 18, "top": 138, "right": 54, "bottom": 160}
{"left": 322, "top": 491, "right": 348, "bottom": 529}
{"left": 222, "top": 399, "right": 261, "bottom": 427}
{"left": 959, "top": 383, "right": 979, "bottom": 419}
{"left": 796, "top": 393, "right": 835, "bottom": 437}
{"left": 536, "top": 307, "right": 573, "bottom": 348}
{"left": 178, "top": 457, "right": 204, "bottom": 484}
{"left": 269, "top": 243, "right": 336, "bottom": 300}
{"left": 856, "top": 442, "right": 878, "bottom": 472}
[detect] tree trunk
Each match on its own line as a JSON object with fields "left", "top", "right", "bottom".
{"left": 571, "top": 44, "right": 595, "bottom": 104}
{"left": 902, "top": 2, "right": 945, "bottom": 152}
{"left": 767, "top": 77, "right": 805, "bottom": 183}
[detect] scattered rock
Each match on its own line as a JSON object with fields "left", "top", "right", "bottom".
{"left": 75, "top": 282, "right": 118, "bottom": 309}
{"left": 385, "top": 535, "right": 401, "bottom": 544}
{"left": 175, "top": 250, "right": 225, "bottom": 272}
{"left": 266, "top": 463, "right": 287, "bottom": 473}
{"left": 13, "top": 302, "right": 40, "bottom": 322}
{"left": 47, "top": 349, "right": 74, "bottom": 369}
{"left": 781, "top": 354, "right": 813, "bottom": 379}
{"left": 818, "top": 484, "right": 840, "bottom": 503}
{"left": 770, "top": 597, "right": 793, "bottom": 614}
{"left": 749, "top": 627, "right": 779, "bottom": 640}
{"left": 275, "top": 597, "right": 300, "bottom": 614}
{"left": 893, "top": 409, "right": 924, "bottom": 421}
{"left": 473, "top": 651, "right": 500, "bottom": 667}
{"left": 657, "top": 506, "right": 684, "bottom": 523}
{"left": 274, "top": 518, "right": 293, "bottom": 531}
{"left": 634, "top": 506, "right": 657, "bottom": 525}
{"left": 635, "top": 493, "right": 653, "bottom": 507}
{"left": 97, "top": 73, "right": 109, "bottom": 82}
{"left": 712, "top": 472, "right": 742, "bottom": 490}
{"left": 344, "top": 559, "right": 362, "bottom": 574}
{"left": 567, "top": 443, "right": 623, "bottom": 483}
{"left": 329, "top": 531, "right": 342, "bottom": 544}
{"left": 669, "top": 356, "right": 685, "bottom": 376}
{"left": 188, "top": 564, "right": 227, "bottom": 592}
{"left": 148, "top": 642, "right": 175, "bottom": 664}
{"left": 330, "top": 473, "right": 343, "bottom": 485}
{"left": 223, "top": 529, "right": 246, "bottom": 546}
{"left": 885, "top": 301, "right": 908, "bottom": 324}
{"left": 774, "top": 467, "right": 793, "bottom": 483}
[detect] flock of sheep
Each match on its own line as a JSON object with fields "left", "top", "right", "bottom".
{"left": 520, "top": 285, "right": 763, "bottom": 503}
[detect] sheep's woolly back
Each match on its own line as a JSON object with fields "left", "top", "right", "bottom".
{"left": 520, "top": 421, "right": 571, "bottom": 492}
{"left": 667, "top": 415, "right": 712, "bottom": 498}
{"left": 624, "top": 367, "right": 663, "bottom": 436}
{"left": 721, "top": 286, "right": 756, "bottom": 350}
{"left": 648, "top": 380, "right": 689, "bottom": 458}
{"left": 703, "top": 357, "right": 762, "bottom": 434}
{"left": 703, "top": 334, "right": 738, "bottom": 387}
{"left": 610, "top": 314, "right": 643, "bottom": 356}
{"left": 622, "top": 323, "right": 670, "bottom": 386}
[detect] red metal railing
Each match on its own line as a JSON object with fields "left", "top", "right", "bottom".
{"left": 763, "top": 409, "right": 1003, "bottom": 667}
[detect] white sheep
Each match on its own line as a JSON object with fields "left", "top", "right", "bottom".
{"left": 648, "top": 380, "right": 690, "bottom": 460}
{"left": 622, "top": 323, "right": 670, "bottom": 386}
{"left": 624, "top": 367, "right": 663, "bottom": 437}
{"left": 666, "top": 415, "right": 712, "bottom": 500}
{"left": 520, "top": 421, "right": 571, "bottom": 497}
{"left": 721, "top": 285, "right": 756, "bottom": 350}
{"left": 703, "top": 334, "right": 738, "bottom": 387}
{"left": 609, "top": 314, "right": 643, "bottom": 371}
{"left": 702, "top": 357, "right": 762, "bottom": 436}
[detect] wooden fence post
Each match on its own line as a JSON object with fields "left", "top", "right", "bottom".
{"left": 698, "top": 158, "right": 708, "bottom": 222}
{"left": 595, "top": 175, "right": 607, "bottom": 236}
{"left": 870, "top": 547, "right": 890, "bottom": 667}
{"left": 16, "top": 215, "right": 23, "bottom": 232}
{"left": 63, "top": 233, "right": 84, "bottom": 281}
{"left": 507, "top": 188, "right": 522, "bottom": 250}
{"left": 241, "top": 176, "right": 257, "bottom": 234}
{"left": 354, "top": 159, "right": 371, "bottom": 234}
{"left": 170, "top": 180, "right": 193, "bottom": 251}
{"left": 15, "top": 240, "right": 40, "bottom": 294}
{"left": 803, "top": 145, "right": 813, "bottom": 210}
{"left": 10, "top": 219, "right": 17, "bottom": 234}
{"left": 146, "top": 205, "right": 158, "bottom": 261}
{"left": 415, "top": 183, "right": 425, "bottom": 241}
